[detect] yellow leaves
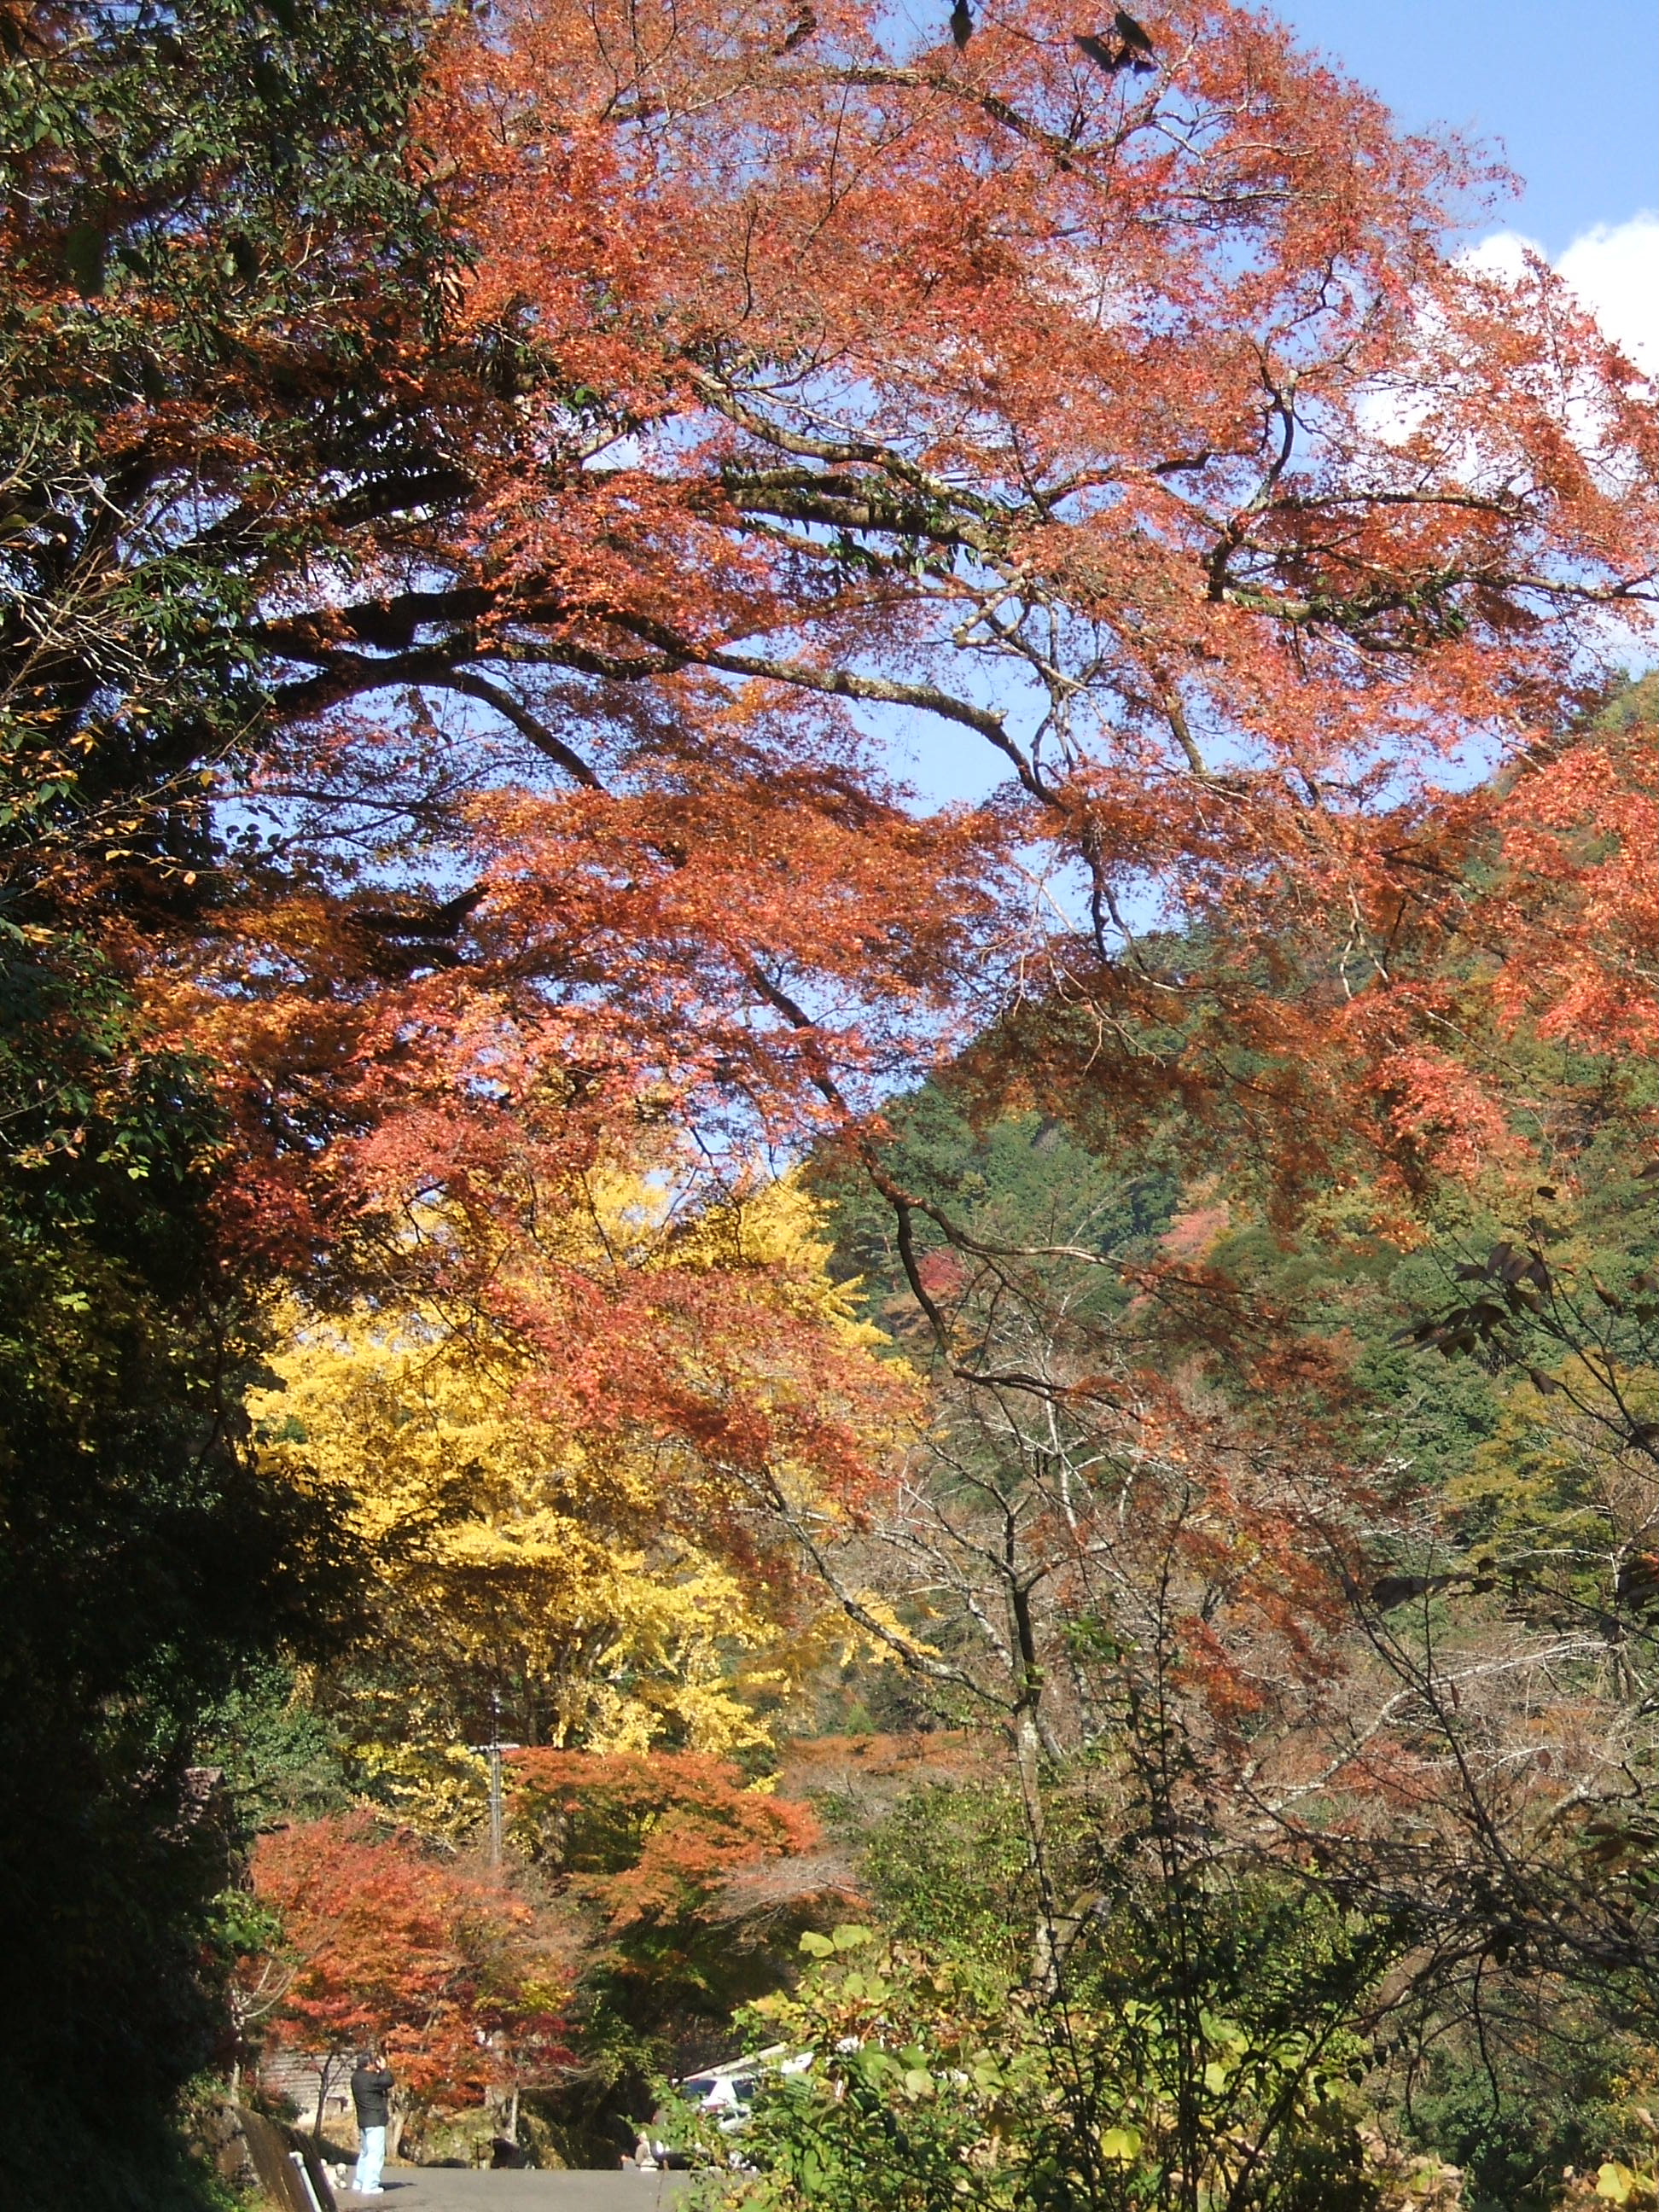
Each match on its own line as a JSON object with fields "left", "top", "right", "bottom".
{"left": 245, "top": 1150, "right": 914, "bottom": 1831}
{"left": 353, "top": 1735, "right": 493, "bottom": 1837}
{"left": 591, "top": 1164, "right": 888, "bottom": 1353}
{"left": 251, "top": 1308, "right": 792, "bottom": 1802}
{"left": 1592, "top": 2155, "right": 1659, "bottom": 2207}
{"left": 842, "top": 1591, "right": 940, "bottom": 1668}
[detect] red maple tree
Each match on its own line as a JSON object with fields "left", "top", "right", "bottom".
{"left": 509, "top": 1750, "right": 839, "bottom": 2022}
{"left": 248, "top": 1814, "right": 569, "bottom": 2115}
{"left": 136, "top": 0, "right": 1648, "bottom": 1299}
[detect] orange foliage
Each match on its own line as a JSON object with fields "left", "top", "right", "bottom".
{"left": 388, "top": 0, "right": 1656, "bottom": 1195}
{"left": 152, "top": 0, "right": 1656, "bottom": 1304}
{"left": 249, "top": 1815, "right": 569, "bottom": 2104}
{"left": 509, "top": 1749, "right": 824, "bottom": 1932}
{"left": 112, "top": 0, "right": 1659, "bottom": 1684}
{"left": 507, "top": 1751, "right": 837, "bottom": 2017}
{"left": 1486, "top": 692, "right": 1659, "bottom": 1062}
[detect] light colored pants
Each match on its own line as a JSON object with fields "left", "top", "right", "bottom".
{"left": 355, "top": 2124, "right": 387, "bottom": 2193}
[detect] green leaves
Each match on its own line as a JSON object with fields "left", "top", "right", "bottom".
{"left": 0, "top": 0, "right": 457, "bottom": 852}
{"left": 62, "top": 220, "right": 105, "bottom": 294}
{"left": 800, "top": 1922, "right": 875, "bottom": 1958}
{"left": 747, "top": 1886, "right": 1391, "bottom": 2212}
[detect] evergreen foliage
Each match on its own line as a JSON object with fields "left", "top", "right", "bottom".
{"left": 0, "top": 0, "right": 443, "bottom": 2197}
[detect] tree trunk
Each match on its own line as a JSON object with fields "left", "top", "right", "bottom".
{"left": 1008, "top": 1580, "right": 1063, "bottom": 1989}
{"left": 312, "top": 2053, "right": 337, "bottom": 2144}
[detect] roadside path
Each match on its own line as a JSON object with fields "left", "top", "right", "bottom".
{"left": 341, "top": 2169, "right": 693, "bottom": 2212}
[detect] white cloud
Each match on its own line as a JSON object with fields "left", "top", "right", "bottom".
{"left": 1458, "top": 230, "right": 1538, "bottom": 285}
{"left": 1557, "top": 212, "right": 1659, "bottom": 379}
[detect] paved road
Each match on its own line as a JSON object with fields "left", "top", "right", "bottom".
{"left": 339, "top": 2170, "right": 694, "bottom": 2212}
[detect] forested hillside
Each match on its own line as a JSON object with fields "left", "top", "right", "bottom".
{"left": 3, "top": 0, "right": 1658, "bottom": 2207}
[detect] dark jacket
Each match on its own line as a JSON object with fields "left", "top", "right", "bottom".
{"left": 351, "top": 2065, "right": 395, "bottom": 2128}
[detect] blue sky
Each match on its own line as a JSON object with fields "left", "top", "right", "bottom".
{"left": 1272, "top": 0, "right": 1656, "bottom": 256}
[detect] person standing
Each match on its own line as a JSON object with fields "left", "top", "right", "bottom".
{"left": 350, "top": 2050, "right": 395, "bottom": 2197}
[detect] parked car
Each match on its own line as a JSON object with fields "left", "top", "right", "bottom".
{"left": 634, "top": 2047, "right": 813, "bottom": 2168}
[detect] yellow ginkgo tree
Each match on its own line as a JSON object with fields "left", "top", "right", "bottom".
{"left": 251, "top": 1170, "right": 910, "bottom": 1830}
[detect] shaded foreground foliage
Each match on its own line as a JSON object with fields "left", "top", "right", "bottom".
{"left": 0, "top": 932, "right": 363, "bottom": 2208}
{"left": 0, "top": 0, "right": 440, "bottom": 2197}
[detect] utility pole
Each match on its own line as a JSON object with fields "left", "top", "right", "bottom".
{"left": 468, "top": 1696, "right": 526, "bottom": 2150}
{"left": 487, "top": 1734, "right": 504, "bottom": 1868}
{"left": 469, "top": 1694, "right": 521, "bottom": 1872}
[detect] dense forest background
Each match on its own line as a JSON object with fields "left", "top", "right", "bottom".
{"left": 3, "top": 1, "right": 1659, "bottom": 2209}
